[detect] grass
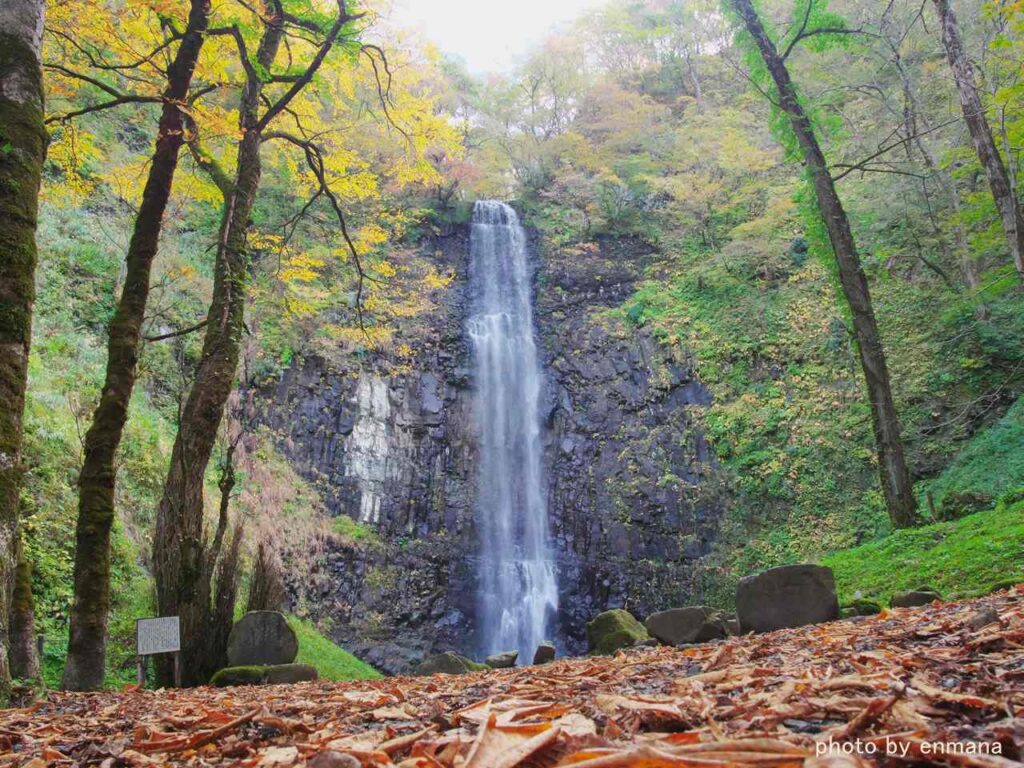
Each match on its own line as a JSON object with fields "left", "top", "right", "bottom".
{"left": 287, "top": 615, "right": 381, "bottom": 681}
{"left": 824, "top": 496, "right": 1024, "bottom": 605}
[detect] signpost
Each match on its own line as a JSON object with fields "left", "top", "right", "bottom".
{"left": 136, "top": 616, "right": 181, "bottom": 687}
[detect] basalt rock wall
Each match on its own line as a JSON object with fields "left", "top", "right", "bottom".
{"left": 262, "top": 225, "right": 726, "bottom": 673}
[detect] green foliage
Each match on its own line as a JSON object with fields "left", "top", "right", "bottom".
{"left": 287, "top": 615, "right": 381, "bottom": 681}
{"left": 330, "top": 514, "right": 380, "bottom": 546}
{"left": 825, "top": 497, "right": 1024, "bottom": 604}
{"left": 920, "top": 397, "right": 1024, "bottom": 518}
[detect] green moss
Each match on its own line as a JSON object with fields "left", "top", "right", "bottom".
{"left": 330, "top": 514, "right": 380, "bottom": 547}
{"left": 210, "top": 665, "right": 268, "bottom": 686}
{"left": 585, "top": 609, "right": 648, "bottom": 655}
{"left": 920, "top": 397, "right": 1024, "bottom": 519}
{"left": 824, "top": 498, "right": 1024, "bottom": 604}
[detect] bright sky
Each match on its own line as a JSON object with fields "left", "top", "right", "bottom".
{"left": 390, "top": 0, "right": 608, "bottom": 74}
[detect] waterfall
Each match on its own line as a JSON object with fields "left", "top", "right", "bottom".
{"left": 467, "top": 200, "right": 558, "bottom": 661}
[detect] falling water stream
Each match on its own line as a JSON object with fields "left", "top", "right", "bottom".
{"left": 468, "top": 200, "right": 558, "bottom": 661}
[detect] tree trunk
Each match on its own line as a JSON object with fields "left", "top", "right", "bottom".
{"left": 730, "top": 0, "right": 918, "bottom": 528}
{"left": 153, "top": 10, "right": 284, "bottom": 687}
{"left": 0, "top": 0, "right": 46, "bottom": 699}
{"left": 60, "top": 0, "right": 212, "bottom": 692}
{"left": 932, "top": 0, "right": 1024, "bottom": 283}
{"left": 9, "top": 534, "right": 39, "bottom": 680}
{"left": 247, "top": 540, "right": 286, "bottom": 613}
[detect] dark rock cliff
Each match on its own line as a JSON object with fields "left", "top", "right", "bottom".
{"left": 262, "top": 224, "right": 726, "bottom": 673}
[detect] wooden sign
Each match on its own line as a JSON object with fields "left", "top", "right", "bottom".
{"left": 136, "top": 616, "right": 180, "bottom": 656}
{"left": 135, "top": 616, "right": 181, "bottom": 688}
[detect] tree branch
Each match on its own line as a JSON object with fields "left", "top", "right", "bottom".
{"left": 144, "top": 318, "right": 210, "bottom": 342}
{"left": 256, "top": 0, "right": 361, "bottom": 132}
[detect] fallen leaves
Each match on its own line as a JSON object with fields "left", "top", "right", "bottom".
{"left": 2, "top": 587, "right": 1022, "bottom": 767}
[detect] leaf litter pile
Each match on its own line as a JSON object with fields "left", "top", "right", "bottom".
{"left": 4, "top": 589, "right": 1023, "bottom": 767}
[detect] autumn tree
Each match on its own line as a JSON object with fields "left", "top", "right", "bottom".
{"left": 153, "top": 0, "right": 360, "bottom": 686}
{"left": 0, "top": 0, "right": 46, "bottom": 697}
{"left": 60, "top": 0, "right": 214, "bottom": 693}
{"left": 931, "top": 0, "right": 1024, "bottom": 284}
{"left": 727, "top": 0, "right": 917, "bottom": 528}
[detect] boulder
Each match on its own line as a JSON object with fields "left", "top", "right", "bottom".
{"left": 211, "top": 663, "right": 318, "bottom": 687}
{"left": 736, "top": 564, "right": 839, "bottom": 633}
{"left": 586, "top": 609, "right": 648, "bottom": 655}
{"left": 644, "top": 606, "right": 728, "bottom": 646}
{"left": 227, "top": 611, "right": 298, "bottom": 667}
{"left": 485, "top": 650, "right": 518, "bottom": 669}
{"left": 533, "top": 642, "right": 556, "bottom": 665}
{"left": 414, "top": 652, "right": 486, "bottom": 676}
{"left": 890, "top": 588, "right": 941, "bottom": 608}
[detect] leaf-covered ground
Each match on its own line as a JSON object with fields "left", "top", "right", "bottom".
{"left": 4, "top": 588, "right": 1022, "bottom": 767}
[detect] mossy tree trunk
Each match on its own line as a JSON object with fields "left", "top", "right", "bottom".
{"left": 152, "top": 0, "right": 354, "bottom": 687}
{"left": 153, "top": 7, "right": 285, "bottom": 688}
{"left": 9, "top": 534, "right": 39, "bottom": 680}
{"left": 932, "top": 0, "right": 1024, "bottom": 284}
{"left": 60, "top": 0, "right": 213, "bottom": 692}
{"left": 0, "top": 0, "right": 46, "bottom": 699}
{"left": 730, "top": 0, "right": 918, "bottom": 529}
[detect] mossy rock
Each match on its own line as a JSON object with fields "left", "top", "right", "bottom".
{"left": 586, "top": 609, "right": 648, "bottom": 655}
{"left": 210, "top": 663, "right": 318, "bottom": 687}
{"left": 841, "top": 598, "right": 883, "bottom": 617}
{"left": 413, "top": 652, "right": 486, "bottom": 676}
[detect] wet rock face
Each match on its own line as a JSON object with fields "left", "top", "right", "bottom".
{"left": 261, "top": 228, "right": 726, "bottom": 672}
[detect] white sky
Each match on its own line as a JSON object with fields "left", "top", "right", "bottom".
{"left": 390, "top": 0, "right": 608, "bottom": 74}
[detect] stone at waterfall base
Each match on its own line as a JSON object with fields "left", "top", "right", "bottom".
{"left": 533, "top": 642, "right": 556, "bottom": 664}
{"left": 414, "top": 652, "right": 487, "bottom": 676}
{"left": 644, "top": 606, "right": 729, "bottom": 646}
{"left": 210, "top": 663, "right": 318, "bottom": 687}
{"left": 227, "top": 611, "right": 298, "bottom": 666}
{"left": 891, "top": 587, "right": 942, "bottom": 608}
{"left": 586, "top": 609, "right": 649, "bottom": 655}
{"left": 736, "top": 564, "right": 839, "bottom": 633}
{"left": 485, "top": 651, "right": 518, "bottom": 668}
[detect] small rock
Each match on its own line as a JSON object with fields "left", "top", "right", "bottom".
{"left": 736, "top": 564, "right": 839, "bottom": 633}
{"left": 309, "top": 752, "right": 360, "bottom": 768}
{"left": 414, "top": 652, "right": 485, "bottom": 675}
{"left": 585, "top": 609, "right": 648, "bottom": 655}
{"left": 644, "top": 606, "right": 729, "bottom": 646}
{"left": 485, "top": 650, "right": 518, "bottom": 668}
{"left": 533, "top": 642, "right": 556, "bottom": 664}
{"left": 966, "top": 607, "right": 999, "bottom": 630}
{"left": 890, "top": 588, "right": 941, "bottom": 608}
{"left": 841, "top": 599, "right": 883, "bottom": 617}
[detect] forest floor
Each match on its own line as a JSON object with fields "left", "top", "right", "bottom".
{"left": 3, "top": 589, "right": 1022, "bottom": 768}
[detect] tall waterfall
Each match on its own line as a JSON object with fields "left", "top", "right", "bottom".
{"left": 467, "top": 200, "right": 558, "bottom": 661}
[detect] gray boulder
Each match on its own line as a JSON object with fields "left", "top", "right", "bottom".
{"left": 644, "top": 606, "right": 728, "bottom": 646}
{"left": 890, "top": 588, "right": 941, "bottom": 608}
{"left": 533, "top": 642, "right": 556, "bottom": 664}
{"left": 485, "top": 650, "right": 518, "bottom": 668}
{"left": 736, "top": 564, "right": 839, "bottom": 633}
{"left": 227, "top": 611, "right": 298, "bottom": 666}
